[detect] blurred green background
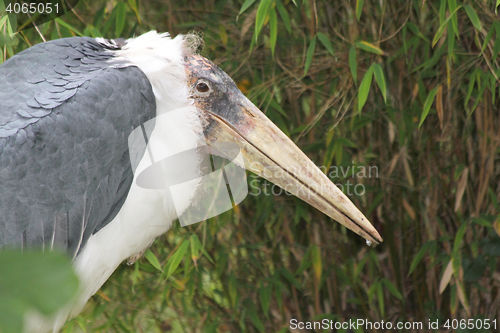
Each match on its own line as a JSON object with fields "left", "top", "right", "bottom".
{"left": 1, "top": 0, "right": 499, "bottom": 332}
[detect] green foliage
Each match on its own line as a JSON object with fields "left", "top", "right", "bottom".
{"left": 418, "top": 85, "right": 439, "bottom": 128}
{"left": 358, "top": 64, "right": 374, "bottom": 113}
{"left": 0, "top": 251, "right": 79, "bottom": 333}
{"left": 1, "top": 0, "right": 499, "bottom": 331}
{"left": 254, "top": 0, "right": 273, "bottom": 43}
{"left": 317, "top": 32, "right": 334, "bottom": 56}
{"left": 304, "top": 35, "right": 316, "bottom": 76}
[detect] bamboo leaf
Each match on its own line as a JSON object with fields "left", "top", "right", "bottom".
{"left": 279, "top": 267, "right": 302, "bottom": 290}
{"left": 190, "top": 234, "right": 202, "bottom": 262}
{"left": 248, "top": 306, "right": 265, "bottom": 332}
{"left": 255, "top": 0, "right": 273, "bottom": 42}
{"left": 273, "top": 275, "right": 283, "bottom": 310}
{"left": 334, "top": 140, "right": 343, "bottom": 166}
{"left": 354, "top": 257, "right": 367, "bottom": 282}
{"left": 218, "top": 24, "right": 228, "bottom": 47}
{"left": 451, "top": 250, "right": 461, "bottom": 278}
{"left": 355, "top": 41, "right": 385, "bottom": 55}
{"left": 259, "top": 282, "right": 272, "bottom": 316}
{"left": 439, "top": 0, "right": 446, "bottom": 26}
{"left": 368, "top": 279, "right": 377, "bottom": 304}
{"left": 454, "top": 167, "right": 468, "bottom": 212}
{"left": 464, "top": 69, "right": 477, "bottom": 107}
{"left": 418, "top": 85, "right": 439, "bottom": 128}
{"left": 493, "top": 29, "right": 500, "bottom": 62}
{"left": 377, "top": 281, "right": 385, "bottom": 317}
{"left": 0, "top": 15, "right": 8, "bottom": 30}
{"left": 456, "top": 280, "right": 470, "bottom": 317}
{"left": 322, "top": 131, "right": 336, "bottom": 171}
{"left": 372, "top": 63, "right": 387, "bottom": 103}
{"left": 491, "top": 70, "right": 497, "bottom": 105}
{"left": 464, "top": 5, "right": 482, "bottom": 32}
{"left": 447, "top": 0, "right": 458, "bottom": 37}
{"left": 406, "top": 22, "right": 429, "bottom": 42}
{"left": 497, "top": 0, "right": 500, "bottom": 14}
{"left": 448, "top": 22, "right": 455, "bottom": 61}
{"left": 471, "top": 217, "right": 493, "bottom": 228}
{"left": 349, "top": 45, "right": 357, "bottom": 83}
{"left": 471, "top": 81, "right": 487, "bottom": 113}
{"left": 304, "top": 36, "right": 316, "bottom": 76}
{"left": 336, "top": 137, "right": 357, "bottom": 148}
{"left": 54, "top": 18, "right": 83, "bottom": 36}
{"left": 267, "top": 95, "right": 287, "bottom": 117}
{"left": 145, "top": 250, "right": 163, "bottom": 272}
{"left": 453, "top": 222, "right": 468, "bottom": 254}
{"left": 436, "top": 84, "right": 443, "bottom": 129}
{"left": 450, "top": 284, "right": 458, "bottom": 314}
{"left": 269, "top": 8, "right": 277, "bottom": 57}
{"left": 311, "top": 245, "right": 322, "bottom": 282}
{"left": 382, "top": 278, "right": 403, "bottom": 301}
{"left": 5, "top": 44, "right": 14, "bottom": 59}
{"left": 294, "top": 245, "right": 312, "bottom": 276}
{"left": 356, "top": 0, "right": 364, "bottom": 21}
{"left": 275, "top": 0, "right": 291, "bottom": 34}
{"left": 6, "top": 14, "right": 16, "bottom": 36}
{"left": 432, "top": 24, "right": 447, "bottom": 48}
{"left": 165, "top": 240, "right": 189, "bottom": 279}
{"left": 408, "top": 242, "right": 431, "bottom": 276}
{"left": 317, "top": 32, "right": 334, "bottom": 56}
{"left": 89, "top": 26, "right": 102, "bottom": 38}
{"left": 431, "top": 6, "right": 461, "bottom": 47}
{"left": 469, "top": 77, "right": 487, "bottom": 115}
{"left": 115, "top": 2, "right": 126, "bottom": 37}
{"left": 239, "top": 0, "right": 257, "bottom": 15}
{"left": 439, "top": 260, "right": 453, "bottom": 294}
{"left": 481, "top": 23, "right": 496, "bottom": 54}
{"left": 358, "top": 64, "right": 374, "bottom": 113}
{"left": 127, "top": 0, "right": 141, "bottom": 24}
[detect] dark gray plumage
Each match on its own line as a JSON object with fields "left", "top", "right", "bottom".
{"left": 0, "top": 37, "right": 156, "bottom": 257}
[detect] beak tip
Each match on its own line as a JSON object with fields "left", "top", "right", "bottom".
{"left": 358, "top": 228, "right": 383, "bottom": 245}
{"left": 369, "top": 232, "right": 383, "bottom": 245}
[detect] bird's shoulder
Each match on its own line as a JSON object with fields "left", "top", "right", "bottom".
{"left": 1, "top": 37, "right": 125, "bottom": 136}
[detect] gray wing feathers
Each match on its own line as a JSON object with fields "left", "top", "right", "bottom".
{"left": 0, "top": 37, "right": 156, "bottom": 258}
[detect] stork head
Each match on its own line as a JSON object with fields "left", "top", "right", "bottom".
{"left": 184, "top": 55, "right": 382, "bottom": 244}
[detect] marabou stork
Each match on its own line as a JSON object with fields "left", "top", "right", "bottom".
{"left": 0, "top": 31, "right": 382, "bottom": 332}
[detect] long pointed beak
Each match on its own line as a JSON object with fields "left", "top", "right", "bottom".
{"left": 206, "top": 100, "right": 382, "bottom": 245}
{"left": 186, "top": 56, "right": 382, "bottom": 244}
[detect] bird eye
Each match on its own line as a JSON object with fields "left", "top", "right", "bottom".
{"left": 196, "top": 82, "right": 210, "bottom": 93}
{"left": 192, "top": 79, "right": 213, "bottom": 98}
